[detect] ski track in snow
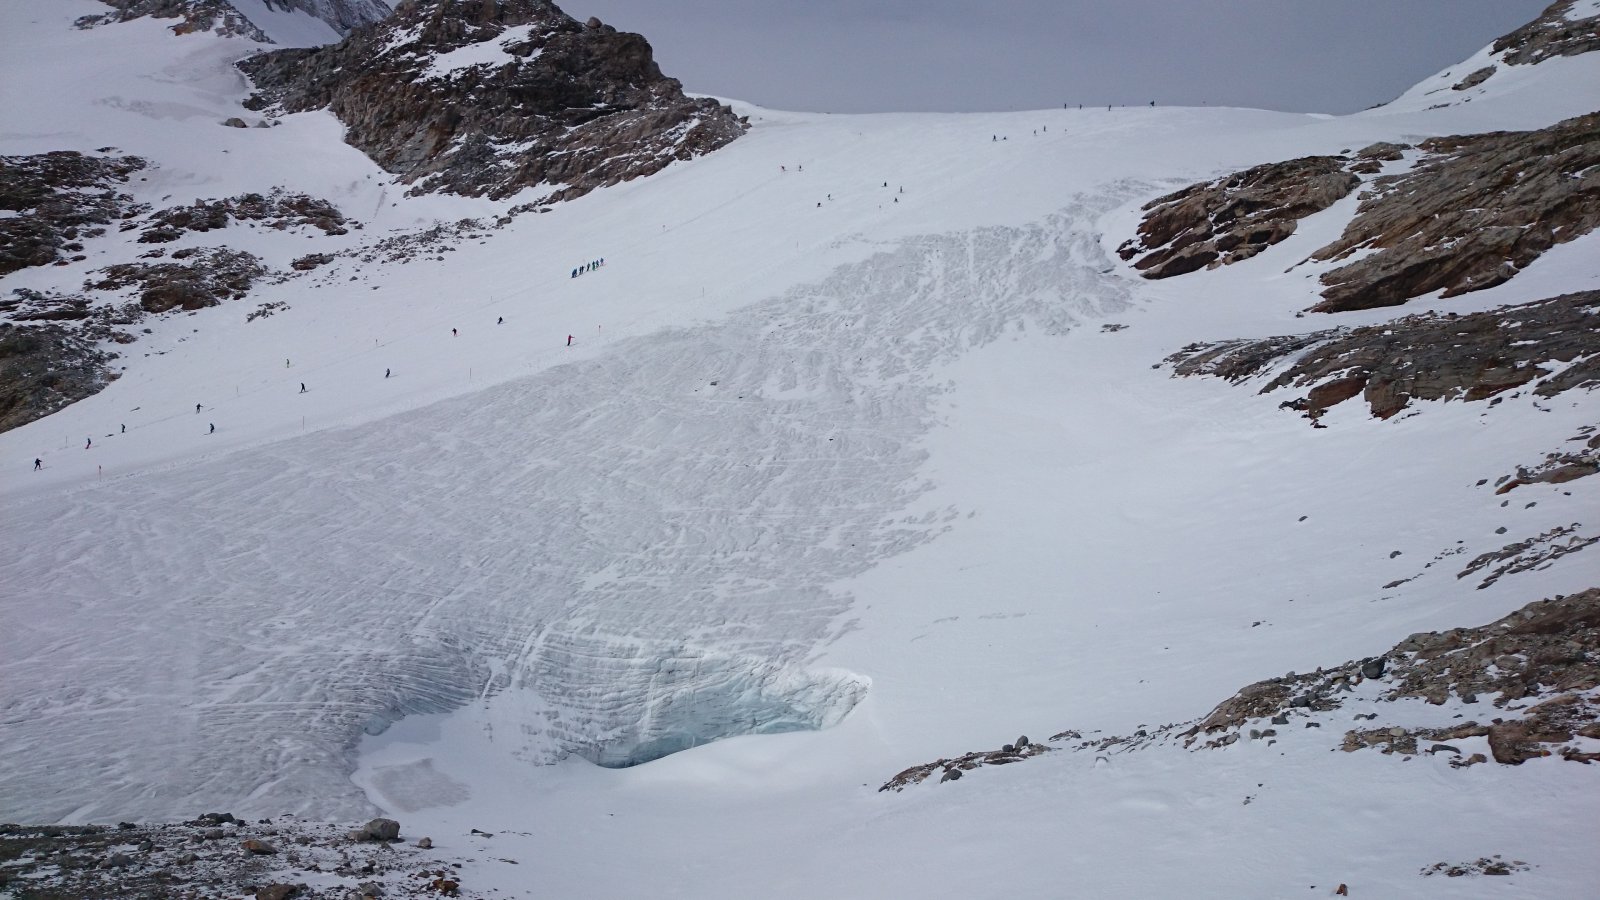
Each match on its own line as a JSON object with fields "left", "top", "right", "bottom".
{"left": 0, "top": 192, "right": 1134, "bottom": 822}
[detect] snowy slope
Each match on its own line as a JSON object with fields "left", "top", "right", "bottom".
{"left": 1, "top": 2, "right": 1598, "bottom": 897}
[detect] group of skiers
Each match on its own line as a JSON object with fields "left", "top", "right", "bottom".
{"left": 35, "top": 267, "right": 617, "bottom": 473}
{"left": 570, "top": 258, "right": 604, "bottom": 278}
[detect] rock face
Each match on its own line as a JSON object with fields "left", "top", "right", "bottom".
{"left": 1164, "top": 290, "right": 1600, "bottom": 421}
{"left": 0, "top": 323, "right": 116, "bottom": 433}
{"left": 1493, "top": 0, "right": 1600, "bottom": 66}
{"left": 1116, "top": 156, "right": 1358, "bottom": 278}
{"left": 238, "top": 0, "right": 746, "bottom": 202}
{"left": 76, "top": 0, "right": 392, "bottom": 40}
{"left": 75, "top": 0, "right": 272, "bottom": 41}
{"left": 1309, "top": 113, "right": 1600, "bottom": 313}
{"left": 90, "top": 247, "right": 267, "bottom": 313}
{"left": 136, "top": 191, "right": 348, "bottom": 243}
{"left": 0, "top": 152, "right": 148, "bottom": 277}
{"left": 273, "top": 0, "right": 393, "bottom": 34}
{"left": 999, "top": 588, "right": 1600, "bottom": 766}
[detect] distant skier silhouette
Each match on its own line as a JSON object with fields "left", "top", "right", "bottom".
{"left": 497, "top": 316, "right": 503, "bottom": 325}
{"left": 385, "top": 368, "right": 391, "bottom": 379}
{"left": 195, "top": 403, "right": 202, "bottom": 414}
{"left": 299, "top": 383, "right": 306, "bottom": 393}
{"left": 34, "top": 458, "right": 42, "bottom": 471}
{"left": 209, "top": 423, "right": 215, "bottom": 434}
{"left": 121, "top": 424, "right": 126, "bottom": 433}
{"left": 85, "top": 437, "right": 91, "bottom": 450}
{"left": 567, "top": 334, "right": 573, "bottom": 346}
{"left": 451, "top": 328, "right": 458, "bottom": 337}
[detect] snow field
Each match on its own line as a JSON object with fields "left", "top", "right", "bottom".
{"left": 1, "top": 3, "right": 1598, "bottom": 896}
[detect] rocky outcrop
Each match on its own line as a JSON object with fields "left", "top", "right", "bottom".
{"left": 1457, "top": 525, "right": 1598, "bottom": 591}
{"left": 0, "top": 815, "right": 485, "bottom": 899}
{"left": 90, "top": 247, "right": 266, "bottom": 313}
{"left": 273, "top": 0, "right": 392, "bottom": 34}
{"left": 1116, "top": 156, "right": 1358, "bottom": 278}
{"left": 0, "top": 323, "right": 116, "bottom": 433}
{"left": 1492, "top": 0, "right": 1600, "bottom": 66}
{"left": 1494, "top": 425, "right": 1600, "bottom": 494}
{"left": 75, "top": 0, "right": 392, "bottom": 40}
{"left": 0, "top": 152, "right": 148, "bottom": 277}
{"left": 1164, "top": 291, "right": 1600, "bottom": 422}
{"left": 973, "top": 589, "right": 1600, "bottom": 767}
{"left": 135, "top": 191, "right": 348, "bottom": 243}
{"left": 238, "top": 0, "right": 746, "bottom": 202}
{"left": 1309, "top": 113, "right": 1600, "bottom": 313}
{"left": 878, "top": 735, "right": 1050, "bottom": 791}
{"left": 75, "top": 0, "right": 271, "bottom": 41}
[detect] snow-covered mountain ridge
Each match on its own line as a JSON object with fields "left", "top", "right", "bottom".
{"left": 1, "top": 0, "right": 1598, "bottom": 897}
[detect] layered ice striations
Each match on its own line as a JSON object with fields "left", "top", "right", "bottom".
{"left": 0, "top": 194, "right": 1135, "bottom": 821}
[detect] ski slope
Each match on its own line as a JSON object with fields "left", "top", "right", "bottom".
{"left": 2, "top": 2, "right": 1598, "bottom": 896}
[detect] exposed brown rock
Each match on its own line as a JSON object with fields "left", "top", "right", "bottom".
{"left": 1117, "top": 156, "right": 1357, "bottom": 278}
{"left": 0, "top": 152, "right": 148, "bottom": 276}
{"left": 1451, "top": 66, "right": 1497, "bottom": 90}
{"left": 0, "top": 322, "right": 117, "bottom": 433}
{"left": 136, "top": 191, "right": 347, "bottom": 243}
{"left": 1164, "top": 291, "right": 1600, "bottom": 422}
{"left": 1309, "top": 113, "right": 1600, "bottom": 312}
{"left": 1456, "top": 525, "right": 1598, "bottom": 590}
{"left": 1492, "top": 0, "right": 1600, "bottom": 66}
{"left": 75, "top": 0, "right": 271, "bottom": 41}
{"left": 238, "top": 0, "right": 745, "bottom": 202}
{"left": 90, "top": 247, "right": 266, "bottom": 313}
{"left": 878, "top": 738, "right": 1053, "bottom": 792}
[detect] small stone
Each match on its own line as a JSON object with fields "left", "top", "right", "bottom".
{"left": 415, "top": 837, "right": 433, "bottom": 849}
{"left": 1389, "top": 550, "right": 1401, "bottom": 558}
{"left": 1388, "top": 726, "right": 1407, "bottom": 737}
{"left": 1429, "top": 744, "right": 1461, "bottom": 755}
{"left": 1360, "top": 657, "right": 1386, "bottom": 679}
{"left": 1305, "top": 722, "right": 1321, "bottom": 728}
{"left": 240, "top": 838, "right": 276, "bottom": 855}
{"left": 204, "top": 828, "right": 226, "bottom": 840}
{"left": 939, "top": 767, "right": 962, "bottom": 783}
{"left": 1001, "top": 743, "right": 1015, "bottom": 753}
{"left": 1495, "top": 526, "right": 1507, "bottom": 534}
{"left": 175, "top": 852, "right": 198, "bottom": 865}
{"left": 347, "top": 829, "right": 371, "bottom": 842}
{"left": 1290, "top": 695, "right": 1313, "bottom": 708}
{"left": 256, "top": 885, "right": 300, "bottom": 900}
{"left": 1461, "top": 692, "right": 1477, "bottom": 704}
{"left": 1271, "top": 714, "right": 1289, "bottom": 725}
{"left": 1249, "top": 729, "right": 1262, "bottom": 740}
{"left": 1015, "top": 734, "right": 1029, "bottom": 748}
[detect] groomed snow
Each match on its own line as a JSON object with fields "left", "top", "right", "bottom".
{"left": 1, "top": 2, "right": 1598, "bottom": 897}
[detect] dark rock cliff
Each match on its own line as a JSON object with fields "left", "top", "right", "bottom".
{"left": 238, "top": 0, "right": 746, "bottom": 201}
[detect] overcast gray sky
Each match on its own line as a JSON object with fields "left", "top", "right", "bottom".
{"left": 562, "top": 0, "right": 1553, "bottom": 114}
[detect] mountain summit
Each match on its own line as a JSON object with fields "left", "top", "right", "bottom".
{"left": 238, "top": 0, "right": 747, "bottom": 200}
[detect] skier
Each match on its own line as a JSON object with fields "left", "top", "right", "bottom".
{"left": 452, "top": 328, "right": 458, "bottom": 337}
{"left": 196, "top": 403, "right": 202, "bottom": 414}
{"left": 121, "top": 424, "right": 126, "bottom": 433}
{"left": 209, "top": 423, "right": 215, "bottom": 434}
{"left": 385, "top": 368, "right": 391, "bottom": 378}
{"left": 299, "top": 383, "right": 306, "bottom": 393}
{"left": 497, "top": 316, "right": 503, "bottom": 325}
{"left": 567, "top": 334, "right": 573, "bottom": 346}
{"left": 85, "top": 437, "right": 91, "bottom": 450}
{"left": 571, "top": 268, "right": 577, "bottom": 278}
{"left": 285, "top": 358, "right": 290, "bottom": 368}
{"left": 34, "top": 458, "right": 42, "bottom": 471}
